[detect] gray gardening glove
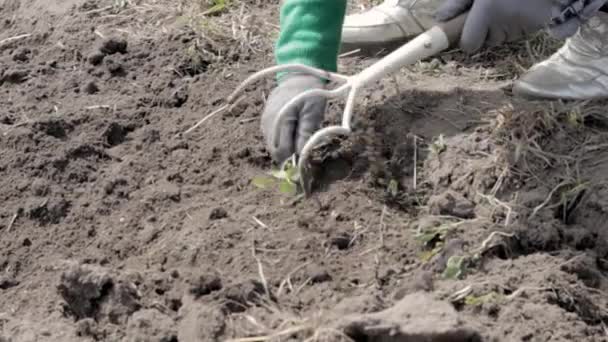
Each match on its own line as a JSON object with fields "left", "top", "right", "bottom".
{"left": 261, "top": 74, "right": 327, "bottom": 164}
{"left": 435, "top": 0, "right": 608, "bottom": 53}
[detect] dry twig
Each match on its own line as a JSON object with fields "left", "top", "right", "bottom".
{"left": 226, "top": 324, "right": 312, "bottom": 342}
{"left": 472, "top": 231, "right": 515, "bottom": 256}
{"left": 477, "top": 192, "right": 514, "bottom": 226}
{"left": 0, "top": 34, "right": 31, "bottom": 46}
{"left": 529, "top": 180, "right": 570, "bottom": 220}
{"left": 7, "top": 213, "right": 18, "bottom": 232}
{"left": 251, "top": 239, "right": 271, "bottom": 300}
{"left": 277, "top": 261, "right": 311, "bottom": 297}
{"left": 182, "top": 104, "right": 228, "bottom": 135}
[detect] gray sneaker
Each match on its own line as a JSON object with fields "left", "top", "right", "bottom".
{"left": 341, "top": 0, "right": 442, "bottom": 51}
{"left": 513, "top": 12, "right": 608, "bottom": 101}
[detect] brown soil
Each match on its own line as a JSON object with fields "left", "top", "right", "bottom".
{"left": 2, "top": 0, "right": 608, "bottom": 341}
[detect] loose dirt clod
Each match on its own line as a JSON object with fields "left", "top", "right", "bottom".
{"left": 27, "top": 198, "right": 71, "bottom": 225}
{"left": 58, "top": 263, "right": 142, "bottom": 326}
{"left": 178, "top": 301, "right": 226, "bottom": 342}
{"left": 88, "top": 52, "right": 105, "bottom": 65}
{"left": 189, "top": 273, "right": 223, "bottom": 298}
{"left": 309, "top": 268, "right": 332, "bottom": 284}
{"left": 218, "top": 280, "right": 270, "bottom": 313}
{"left": 0, "top": 68, "right": 29, "bottom": 84}
{"left": 105, "top": 57, "right": 126, "bottom": 77}
{"left": 329, "top": 232, "right": 353, "bottom": 250}
{"left": 125, "top": 309, "right": 177, "bottom": 342}
{"left": 0, "top": 276, "right": 19, "bottom": 290}
{"left": 12, "top": 48, "right": 31, "bottom": 62}
{"left": 209, "top": 207, "right": 228, "bottom": 220}
{"left": 58, "top": 263, "right": 114, "bottom": 320}
{"left": 103, "top": 122, "right": 130, "bottom": 146}
{"left": 100, "top": 38, "right": 128, "bottom": 55}
{"left": 428, "top": 190, "right": 476, "bottom": 219}
{"left": 84, "top": 81, "right": 99, "bottom": 94}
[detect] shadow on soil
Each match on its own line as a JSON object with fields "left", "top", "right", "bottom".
{"left": 308, "top": 86, "right": 510, "bottom": 198}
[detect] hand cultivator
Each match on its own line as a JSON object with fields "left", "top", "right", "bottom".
{"left": 226, "top": 13, "right": 468, "bottom": 196}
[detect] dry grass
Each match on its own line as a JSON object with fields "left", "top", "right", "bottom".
{"left": 416, "top": 30, "right": 563, "bottom": 83}
{"left": 224, "top": 298, "right": 354, "bottom": 342}
{"left": 485, "top": 87, "right": 608, "bottom": 225}
{"left": 173, "top": 0, "right": 275, "bottom": 55}
{"left": 90, "top": 0, "right": 276, "bottom": 61}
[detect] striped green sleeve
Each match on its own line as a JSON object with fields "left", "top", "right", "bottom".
{"left": 275, "top": 0, "right": 347, "bottom": 81}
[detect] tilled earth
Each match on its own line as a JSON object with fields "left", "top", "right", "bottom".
{"left": 2, "top": 0, "right": 608, "bottom": 341}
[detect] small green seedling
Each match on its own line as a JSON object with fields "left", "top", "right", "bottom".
{"left": 251, "top": 157, "right": 301, "bottom": 196}
{"left": 203, "top": 0, "right": 228, "bottom": 15}
{"left": 429, "top": 134, "right": 446, "bottom": 155}
{"left": 566, "top": 108, "right": 583, "bottom": 128}
{"left": 113, "top": 0, "right": 129, "bottom": 10}
{"left": 414, "top": 224, "right": 451, "bottom": 246}
{"left": 442, "top": 255, "right": 468, "bottom": 280}
{"left": 415, "top": 222, "right": 454, "bottom": 264}
{"left": 185, "top": 43, "right": 210, "bottom": 75}
{"left": 416, "top": 58, "right": 442, "bottom": 75}
{"left": 418, "top": 244, "right": 443, "bottom": 263}
{"left": 387, "top": 179, "right": 399, "bottom": 197}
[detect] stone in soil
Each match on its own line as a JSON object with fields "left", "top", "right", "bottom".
{"left": 337, "top": 292, "right": 482, "bottom": 342}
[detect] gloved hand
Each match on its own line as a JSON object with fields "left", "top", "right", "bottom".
{"left": 435, "top": 0, "right": 608, "bottom": 53}
{"left": 261, "top": 74, "right": 327, "bottom": 164}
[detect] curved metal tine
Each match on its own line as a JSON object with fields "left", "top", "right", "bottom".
{"left": 297, "top": 125, "right": 351, "bottom": 196}
{"left": 271, "top": 83, "right": 351, "bottom": 148}
{"left": 227, "top": 64, "right": 348, "bottom": 102}
{"left": 341, "top": 86, "right": 358, "bottom": 130}
{"left": 268, "top": 63, "right": 349, "bottom": 83}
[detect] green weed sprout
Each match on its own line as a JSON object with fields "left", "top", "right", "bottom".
{"left": 429, "top": 134, "right": 447, "bottom": 155}
{"left": 113, "top": 0, "right": 129, "bottom": 10}
{"left": 251, "top": 156, "right": 301, "bottom": 196}
{"left": 415, "top": 220, "right": 458, "bottom": 264}
{"left": 442, "top": 255, "right": 468, "bottom": 279}
{"left": 203, "top": 0, "right": 228, "bottom": 15}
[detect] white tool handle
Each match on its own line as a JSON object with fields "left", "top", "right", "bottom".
{"left": 354, "top": 26, "right": 449, "bottom": 86}
{"left": 353, "top": 12, "right": 468, "bottom": 87}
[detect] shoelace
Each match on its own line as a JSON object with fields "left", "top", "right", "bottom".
{"left": 551, "top": 0, "right": 591, "bottom": 25}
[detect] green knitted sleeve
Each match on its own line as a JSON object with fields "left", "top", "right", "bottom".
{"left": 275, "top": 0, "right": 347, "bottom": 81}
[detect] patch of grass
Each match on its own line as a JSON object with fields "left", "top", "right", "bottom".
{"left": 171, "top": 0, "right": 274, "bottom": 61}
